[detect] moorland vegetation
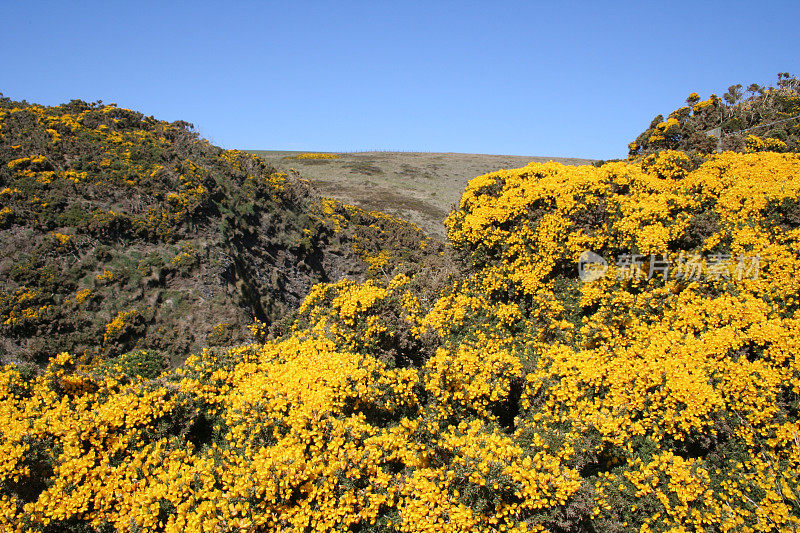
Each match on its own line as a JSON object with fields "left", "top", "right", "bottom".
{"left": 2, "top": 74, "right": 800, "bottom": 532}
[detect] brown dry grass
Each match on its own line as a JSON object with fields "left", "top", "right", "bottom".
{"left": 247, "top": 150, "right": 595, "bottom": 237}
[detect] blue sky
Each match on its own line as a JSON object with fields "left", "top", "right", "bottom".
{"left": 2, "top": 1, "right": 798, "bottom": 159}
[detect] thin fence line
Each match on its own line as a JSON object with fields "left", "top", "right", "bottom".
{"left": 709, "top": 113, "right": 800, "bottom": 137}
{"left": 734, "top": 114, "right": 800, "bottom": 134}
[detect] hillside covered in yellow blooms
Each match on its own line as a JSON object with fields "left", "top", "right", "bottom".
{"left": 3, "top": 83, "right": 800, "bottom": 532}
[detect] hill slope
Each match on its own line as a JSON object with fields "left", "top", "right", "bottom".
{"left": 0, "top": 97, "right": 436, "bottom": 367}
{"left": 248, "top": 150, "right": 595, "bottom": 236}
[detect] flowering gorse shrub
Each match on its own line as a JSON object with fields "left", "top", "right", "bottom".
{"left": 442, "top": 151, "right": 800, "bottom": 530}
{"left": 286, "top": 152, "right": 340, "bottom": 160}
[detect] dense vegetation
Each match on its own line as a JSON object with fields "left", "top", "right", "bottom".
{"left": 3, "top": 80, "right": 800, "bottom": 532}
{"left": 629, "top": 72, "right": 800, "bottom": 157}
{"left": 0, "top": 96, "right": 436, "bottom": 367}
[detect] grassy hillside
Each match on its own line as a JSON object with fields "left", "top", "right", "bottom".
{"left": 0, "top": 97, "right": 437, "bottom": 368}
{"left": 248, "top": 150, "right": 595, "bottom": 236}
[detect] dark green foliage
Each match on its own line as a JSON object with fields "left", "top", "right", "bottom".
{"left": 109, "top": 349, "right": 167, "bottom": 379}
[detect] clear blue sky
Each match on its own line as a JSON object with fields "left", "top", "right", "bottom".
{"left": 2, "top": 1, "right": 798, "bottom": 160}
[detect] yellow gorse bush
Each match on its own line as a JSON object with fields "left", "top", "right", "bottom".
{"left": 287, "top": 152, "right": 340, "bottom": 160}
{"left": 746, "top": 134, "right": 789, "bottom": 153}
{"left": 3, "top": 151, "right": 800, "bottom": 531}
{"left": 103, "top": 309, "right": 140, "bottom": 344}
